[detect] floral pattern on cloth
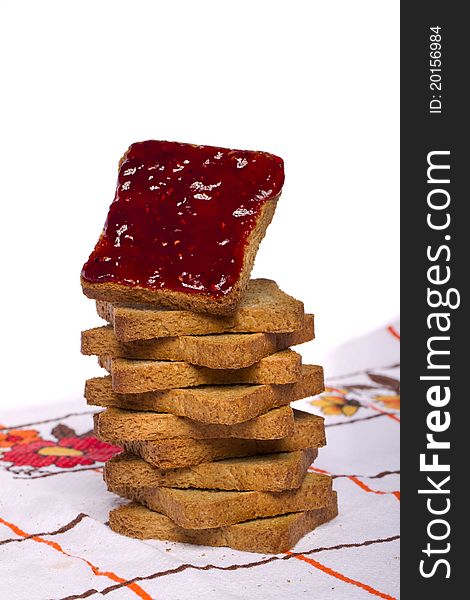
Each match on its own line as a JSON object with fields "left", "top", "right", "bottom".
{"left": 0, "top": 322, "right": 400, "bottom": 600}
{"left": 311, "top": 371, "right": 400, "bottom": 417}
{"left": 0, "top": 429, "right": 41, "bottom": 448}
{"left": 0, "top": 422, "right": 120, "bottom": 476}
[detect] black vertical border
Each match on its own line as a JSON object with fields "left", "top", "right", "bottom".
{"left": 401, "top": 2, "right": 466, "bottom": 598}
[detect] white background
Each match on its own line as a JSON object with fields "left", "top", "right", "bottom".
{"left": 0, "top": 1, "right": 399, "bottom": 410}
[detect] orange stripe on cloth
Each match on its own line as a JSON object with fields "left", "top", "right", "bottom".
{"left": 0, "top": 515, "right": 152, "bottom": 600}
{"left": 365, "top": 402, "right": 400, "bottom": 423}
{"left": 308, "top": 466, "right": 330, "bottom": 475}
{"left": 348, "top": 476, "right": 400, "bottom": 502}
{"left": 288, "top": 552, "right": 397, "bottom": 600}
{"left": 387, "top": 325, "right": 400, "bottom": 341}
{"left": 308, "top": 467, "right": 400, "bottom": 501}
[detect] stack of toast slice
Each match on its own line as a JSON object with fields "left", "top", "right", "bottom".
{"left": 80, "top": 140, "right": 337, "bottom": 554}
{"left": 83, "top": 279, "right": 338, "bottom": 553}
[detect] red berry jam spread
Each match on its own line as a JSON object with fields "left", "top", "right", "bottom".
{"left": 82, "top": 140, "right": 284, "bottom": 297}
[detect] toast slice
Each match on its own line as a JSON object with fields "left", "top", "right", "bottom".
{"left": 99, "top": 349, "right": 302, "bottom": 393}
{"left": 81, "top": 141, "right": 284, "bottom": 316}
{"left": 97, "top": 279, "right": 305, "bottom": 341}
{"left": 85, "top": 364, "right": 324, "bottom": 425}
{"left": 82, "top": 314, "right": 314, "bottom": 369}
{"left": 95, "top": 405, "right": 294, "bottom": 442}
{"left": 104, "top": 448, "right": 318, "bottom": 492}
{"left": 107, "top": 472, "right": 332, "bottom": 529}
{"left": 109, "top": 492, "right": 338, "bottom": 553}
{"left": 122, "top": 410, "right": 325, "bottom": 469}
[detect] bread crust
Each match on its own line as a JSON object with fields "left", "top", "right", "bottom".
{"left": 85, "top": 364, "right": 324, "bottom": 424}
{"left": 81, "top": 315, "right": 314, "bottom": 369}
{"left": 107, "top": 472, "right": 332, "bottom": 529}
{"left": 97, "top": 278, "right": 305, "bottom": 340}
{"left": 104, "top": 448, "right": 318, "bottom": 492}
{"left": 122, "top": 410, "right": 326, "bottom": 469}
{"left": 94, "top": 405, "right": 295, "bottom": 442}
{"left": 99, "top": 349, "right": 302, "bottom": 393}
{"left": 108, "top": 492, "right": 338, "bottom": 553}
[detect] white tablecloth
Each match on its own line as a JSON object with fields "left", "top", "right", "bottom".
{"left": 0, "top": 323, "right": 400, "bottom": 600}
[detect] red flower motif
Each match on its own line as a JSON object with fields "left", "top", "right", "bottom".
{"left": 2, "top": 436, "right": 121, "bottom": 469}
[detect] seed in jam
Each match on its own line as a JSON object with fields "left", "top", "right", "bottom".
{"left": 81, "top": 140, "right": 284, "bottom": 297}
